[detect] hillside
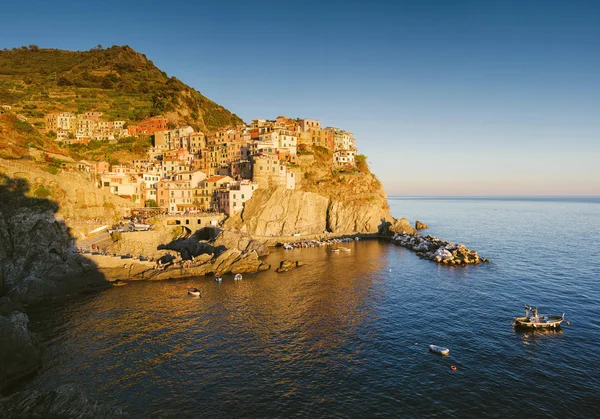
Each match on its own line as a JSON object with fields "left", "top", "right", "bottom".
{"left": 0, "top": 45, "right": 243, "bottom": 132}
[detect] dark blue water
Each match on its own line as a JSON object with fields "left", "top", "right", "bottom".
{"left": 20, "top": 197, "right": 600, "bottom": 417}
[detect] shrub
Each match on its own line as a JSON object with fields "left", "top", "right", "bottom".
{"left": 33, "top": 184, "right": 52, "bottom": 198}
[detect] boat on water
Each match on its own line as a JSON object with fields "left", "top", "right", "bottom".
{"left": 429, "top": 344, "right": 450, "bottom": 356}
{"left": 234, "top": 274, "right": 243, "bottom": 280}
{"left": 215, "top": 277, "right": 222, "bottom": 283}
{"left": 187, "top": 288, "right": 201, "bottom": 297}
{"left": 330, "top": 247, "right": 340, "bottom": 252}
{"left": 339, "top": 247, "right": 351, "bottom": 252}
{"left": 513, "top": 305, "right": 565, "bottom": 329}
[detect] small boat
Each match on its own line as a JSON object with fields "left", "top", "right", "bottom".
{"left": 429, "top": 344, "right": 450, "bottom": 356}
{"left": 339, "top": 247, "right": 351, "bottom": 252}
{"left": 513, "top": 305, "right": 565, "bottom": 329}
{"left": 234, "top": 274, "right": 242, "bottom": 281}
{"left": 215, "top": 277, "right": 222, "bottom": 283}
{"left": 330, "top": 247, "right": 340, "bottom": 252}
{"left": 355, "top": 237, "right": 360, "bottom": 241}
{"left": 187, "top": 288, "right": 201, "bottom": 297}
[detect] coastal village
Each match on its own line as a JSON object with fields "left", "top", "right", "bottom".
{"left": 39, "top": 111, "right": 358, "bottom": 216}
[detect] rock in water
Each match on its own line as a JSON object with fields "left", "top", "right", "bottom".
{"left": 415, "top": 220, "right": 428, "bottom": 230}
{"left": 0, "top": 309, "right": 41, "bottom": 392}
{"left": 276, "top": 260, "right": 304, "bottom": 273}
{"left": 0, "top": 384, "right": 125, "bottom": 418}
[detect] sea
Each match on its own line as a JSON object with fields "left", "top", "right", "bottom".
{"left": 17, "top": 197, "right": 600, "bottom": 418}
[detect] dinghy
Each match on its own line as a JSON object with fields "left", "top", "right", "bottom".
{"left": 429, "top": 344, "right": 450, "bottom": 356}
{"left": 215, "top": 277, "right": 222, "bottom": 283}
{"left": 234, "top": 274, "right": 243, "bottom": 280}
{"left": 187, "top": 288, "right": 201, "bottom": 297}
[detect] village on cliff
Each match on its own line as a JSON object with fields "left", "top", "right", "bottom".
{"left": 39, "top": 110, "right": 358, "bottom": 216}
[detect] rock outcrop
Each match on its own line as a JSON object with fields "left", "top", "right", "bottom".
{"left": 0, "top": 176, "right": 109, "bottom": 305}
{"left": 391, "top": 233, "right": 490, "bottom": 265}
{"left": 226, "top": 187, "right": 395, "bottom": 237}
{"left": 0, "top": 384, "right": 125, "bottom": 418}
{"left": 226, "top": 188, "right": 329, "bottom": 236}
{"left": 415, "top": 220, "right": 428, "bottom": 230}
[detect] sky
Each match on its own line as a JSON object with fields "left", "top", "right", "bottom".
{"left": 1, "top": 0, "right": 599, "bottom": 196}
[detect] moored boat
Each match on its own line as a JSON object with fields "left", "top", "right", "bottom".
{"left": 330, "top": 247, "right": 340, "bottom": 252}
{"left": 513, "top": 305, "right": 564, "bottom": 329}
{"left": 215, "top": 277, "right": 222, "bottom": 283}
{"left": 187, "top": 288, "right": 201, "bottom": 297}
{"left": 339, "top": 247, "right": 351, "bottom": 252}
{"left": 234, "top": 274, "right": 242, "bottom": 280}
{"left": 429, "top": 344, "right": 450, "bottom": 356}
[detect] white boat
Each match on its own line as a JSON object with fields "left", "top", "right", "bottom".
{"left": 215, "top": 277, "right": 222, "bottom": 283}
{"left": 429, "top": 344, "right": 450, "bottom": 356}
{"left": 234, "top": 274, "right": 242, "bottom": 280}
{"left": 330, "top": 247, "right": 340, "bottom": 252}
{"left": 339, "top": 247, "right": 352, "bottom": 252}
{"left": 187, "top": 288, "right": 201, "bottom": 297}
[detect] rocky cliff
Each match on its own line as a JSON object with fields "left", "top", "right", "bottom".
{"left": 226, "top": 148, "right": 398, "bottom": 237}
{"left": 0, "top": 174, "right": 111, "bottom": 393}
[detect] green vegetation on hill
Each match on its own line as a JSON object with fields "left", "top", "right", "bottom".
{"left": 0, "top": 45, "right": 243, "bottom": 131}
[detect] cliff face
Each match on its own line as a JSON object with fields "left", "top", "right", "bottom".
{"left": 226, "top": 185, "right": 392, "bottom": 237}
{"left": 226, "top": 188, "right": 329, "bottom": 236}
{"left": 227, "top": 148, "right": 395, "bottom": 238}
{"left": 0, "top": 158, "right": 130, "bottom": 238}
{"left": 0, "top": 175, "right": 108, "bottom": 304}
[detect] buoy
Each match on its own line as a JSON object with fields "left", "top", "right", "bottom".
{"left": 567, "top": 321, "right": 570, "bottom": 325}
{"left": 451, "top": 366, "right": 457, "bottom": 371}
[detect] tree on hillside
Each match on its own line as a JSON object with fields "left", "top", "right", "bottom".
{"left": 101, "top": 77, "right": 115, "bottom": 89}
{"left": 145, "top": 199, "right": 158, "bottom": 208}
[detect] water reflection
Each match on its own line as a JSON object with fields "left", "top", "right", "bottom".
{"left": 18, "top": 238, "right": 600, "bottom": 418}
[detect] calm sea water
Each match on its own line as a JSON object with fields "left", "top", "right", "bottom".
{"left": 19, "top": 197, "right": 600, "bottom": 418}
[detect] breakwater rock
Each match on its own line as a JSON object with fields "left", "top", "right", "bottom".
{"left": 0, "top": 384, "right": 125, "bottom": 418}
{"left": 392, "top": 233, "right": 490, "bottom": 265}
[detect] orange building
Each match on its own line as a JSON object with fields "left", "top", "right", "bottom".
{"left": 128, "top": 115, "right": 176, "bottom": 136}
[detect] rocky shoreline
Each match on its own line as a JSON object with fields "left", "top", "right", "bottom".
{"left": 391, "top": 232, "right": 491, "bottom": 265}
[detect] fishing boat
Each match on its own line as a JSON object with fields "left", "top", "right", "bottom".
{"left": 513, "top": 306, "right": 565, "bottom": 329}
{"left": 234, "top": 274, "right": 243, "bottom": 280}
{"left": 187, "top": 288, "right": 201, "bottom": 297}
{"left": 215, "top": 277, "right": 222, "bottom": 283}
{"left": 429, "top": 344, "right": 450, "bottom": 356}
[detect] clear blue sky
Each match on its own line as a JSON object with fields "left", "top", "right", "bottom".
{"left": 2, "top": 0, "right": 599, "bottom": 195}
